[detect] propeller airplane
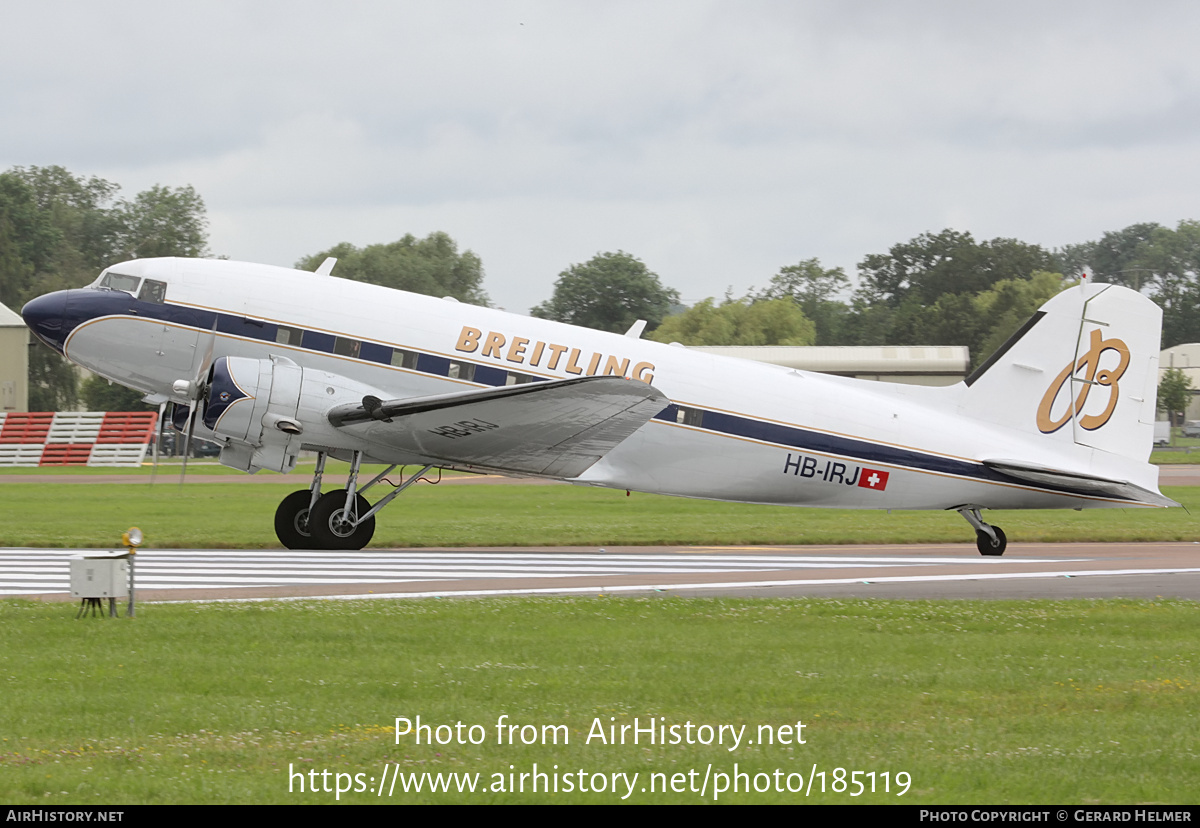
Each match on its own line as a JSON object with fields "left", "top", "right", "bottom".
{"left": 22, "top": 258, "right": 1175, "bottom": 553}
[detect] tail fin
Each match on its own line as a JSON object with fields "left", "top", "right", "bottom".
{"left": 961, "top": 281, "right": 1161, "bottom": 463}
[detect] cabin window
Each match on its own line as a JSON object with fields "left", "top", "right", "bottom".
{"left": 333, "top": 337, "right": 361, "bottom": 358}
{"left": 675, "top": 407, "right": 704, "bottom": 427}
{"left": 391, "top": 349, "right": 419, "bottom": 370}
{"left": 99, "top": 271, "right": 141, "bottom": 294}
{"left": 137, "top": 279, "right": 167, "bottom": 304}
{"left": 506, "top": 372, "right": 535, "bottom": 386}
{"left": 447, "top": 361, "right": 476, "bottom": 381}
{"left": 276, "top": 326, "right": 303, "bottom": 346}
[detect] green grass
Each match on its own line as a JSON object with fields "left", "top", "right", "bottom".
{"left": 0, "top": 597, "right": 1195, "bottom": 804}
{"left": 0, "top": 482, "right": 1196, "bottom": 549}
{"left": 1151, "top": 448, "right": 1200, "bottom": 463}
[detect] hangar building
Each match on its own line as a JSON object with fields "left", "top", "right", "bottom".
{"left": 689, "top": 345, "right": 971, "bottom": 386}
{"left": 0, "top": 302, "right": 28, "bottom": 413}
{"left": 1159, "top": 343, "right": 1200, "bottom": 421}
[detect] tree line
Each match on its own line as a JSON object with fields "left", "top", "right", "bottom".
{"left": 5, "top": 165, "right": 1198, "bottom": 415}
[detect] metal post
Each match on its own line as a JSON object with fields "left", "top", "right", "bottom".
{"left": 127, "top": 551, "right": 136, "bottom": 618}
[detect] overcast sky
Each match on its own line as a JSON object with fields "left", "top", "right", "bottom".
{"left": 3, "top": 1, "right": 1198, "bottom": 312}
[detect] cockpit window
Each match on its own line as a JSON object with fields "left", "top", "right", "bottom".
{"left": 99, "top": 271, "right": 141, "bottom": 294}
{"left": 138, "top": 279, "right": 167, "bottom": 304}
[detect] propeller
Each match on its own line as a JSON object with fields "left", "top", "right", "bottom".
{"left": 149, "top": 400, "right": 166, "bottom": 485}
{"left": 172, "top": 323, "right": 218, "bottom": 484}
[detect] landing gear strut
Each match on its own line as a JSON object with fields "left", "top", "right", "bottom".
{"left": 274, "top": 452, "right": 327, "bottom": 549}
{"left": 957, "top": 507, "right": 1007, "bottom": 556}
{"left": 273, "top": 451, "right": 435, "bottom": 550}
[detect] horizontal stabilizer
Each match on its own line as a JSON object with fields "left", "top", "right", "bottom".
{"left": 983, "top": 459, "right": 1178, "bottom": 508}
{"left": 327, "top": 376, "right": 669, "bottom": 478}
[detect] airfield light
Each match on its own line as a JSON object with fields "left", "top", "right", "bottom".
{"left": 123, "top": 527, "right": 143, "bottom": 549}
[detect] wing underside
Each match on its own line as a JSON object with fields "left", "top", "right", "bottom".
{"left": 327, "top": 376, "right": 670, "bottom": 478}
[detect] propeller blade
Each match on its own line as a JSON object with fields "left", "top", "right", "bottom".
{"left": 179, "top": 404, "right": 196, "bottom": 485}
{"left": 195, "top": 323, "right": 217, "bottom": 386}
{"left": 179, "top": 322, "right": 218, "bottom": 486}
{"left": 150, "top": 401, "right": 166, "bottom": 485}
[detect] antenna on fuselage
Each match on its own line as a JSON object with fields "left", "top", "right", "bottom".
{"left": 315, "top": 257, "right": 337, "bottom": 276}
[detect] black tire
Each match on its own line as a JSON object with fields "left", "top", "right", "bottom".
{"left": 308, "top": 490, "right": 376, "bottom": 551}
{"left": 976, "top": 526, "right": 1007, "bottom": 556}
{"left": 274, "top": 489, "right": 316, "bottom": 549}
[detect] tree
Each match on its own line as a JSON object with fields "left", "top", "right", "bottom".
{"left": 81, "top": 375, "right": 155, "bottom": 412}
{"left": 0, "top": 173, "right": 54, "bottom": 307}
{"left": 531, "top": 251, "right": 679, "bottom": 333}
{"left": 1062, "top": 220, "right": 1200, "bottom": 349}
{"left": 1158, "top": 367, "right": 1193, "bottom": 426}
{"left": 13, "top": 165, "right": 122, "bottom": 272}
{"left": 856, "top": 229, "right": 1055, "bottom": 309}
{"left": 971, "top": 271, "right": 1068, "bottom": 365}
{"left": 650, "top": 296, "right": 815, "bottom": 346}
{"left": 1058, "top": 222, "right": 1162, "bottom": 287}
{"left": 27, "top": 349, "right": 77, "bottom": 412}
{"left": 114, "top": 184, "right": 209, "bottom": 260}
{"left": 297, "top": 232, "right": 488, "bottom": 306}
{"left": 1140, "top": 220, "right": 1200, "bottom": 348}
{"left": 754, "top": 257, "right": 849, "bottom": 344}
{"left": 887, "top": 291, "right": 983, "bottom": 352}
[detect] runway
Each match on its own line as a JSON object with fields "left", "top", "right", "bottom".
{"left": 3, "top": 542, "right": 1199, "bottom": 602}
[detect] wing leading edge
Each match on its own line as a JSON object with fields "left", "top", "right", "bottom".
{"left": 327, "top": 376, "right": 670, "bottom": 478}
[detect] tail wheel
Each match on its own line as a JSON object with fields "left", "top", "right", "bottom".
{"left": 309, "top": 490, "right": 376, "bottom": 550}
{"left": 976, "top": 526, "right": 1007, "bottom": 556}
{"left": 274, "top": 489, "right": 316, "bottom": 549}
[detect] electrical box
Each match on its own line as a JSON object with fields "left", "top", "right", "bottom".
{"left": 70, "top": 557, "right": 129, "bottom": 599}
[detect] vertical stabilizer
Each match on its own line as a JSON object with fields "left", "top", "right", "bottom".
{"left": 961, "top": 283, "right": 1161, "bottom": 462}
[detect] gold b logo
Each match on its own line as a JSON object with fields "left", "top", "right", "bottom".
{"left": 1036, "top": 329, "right": 1130, "bottom": 434}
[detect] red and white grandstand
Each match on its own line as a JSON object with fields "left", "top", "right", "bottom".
{"left": 0, "top": 412, "right": 158, "bottom": 467}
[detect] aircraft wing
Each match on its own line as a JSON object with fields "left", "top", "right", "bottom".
{"left": 326, "top": 376, "right": 670, "bottom": 478}
{"left": 982, "top": 459, "right": 1179, "bottom": 508}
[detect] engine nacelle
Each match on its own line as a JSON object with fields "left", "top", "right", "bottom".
{"left": 202, "top": 355, "right": 388, "bottom": 473}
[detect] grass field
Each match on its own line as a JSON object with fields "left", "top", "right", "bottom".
{"left": 0, "top": 479, "right": 1196, "bottom": 549}
{"left": 0, "top": 596, "right": 1197, "bottom": 805}
{"left": 2, "top": 467, "right": 1197, "bottom": 806}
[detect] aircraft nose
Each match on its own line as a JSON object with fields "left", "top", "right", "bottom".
{"left": 21, "top": 291, "right": 72, "bottom": 355}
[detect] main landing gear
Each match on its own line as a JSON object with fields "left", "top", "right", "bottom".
{"left": 273, "top": 451, "right": 435, "bottom": 550}
{"left": 957, "top": 506, "right": 1007, "bottom": 556}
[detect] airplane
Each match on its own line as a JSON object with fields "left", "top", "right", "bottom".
{"left": 21, "top": 258, "right": 1176, "bottom": 554}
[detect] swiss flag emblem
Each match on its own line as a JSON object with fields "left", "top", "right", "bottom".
{"left": 858, "top": 468, "right": 889, "bottom": 491}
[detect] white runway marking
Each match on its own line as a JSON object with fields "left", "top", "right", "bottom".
{"left": 242, "top": 567, "right": 1200, "bottom": 603}
{"left": 0, "top": 547, "right": 1073, "bottom": 596}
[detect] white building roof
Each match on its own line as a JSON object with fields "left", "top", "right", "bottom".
{"left": 1161, "top": 343, "right": 1200, "bottom": 369}
{"left": 0, "top": 302, "right": 24, "bottom": 328}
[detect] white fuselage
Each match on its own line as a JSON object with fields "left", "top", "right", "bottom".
{"left": 50, "top": 257, "right": 1162, "bottom": 513}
